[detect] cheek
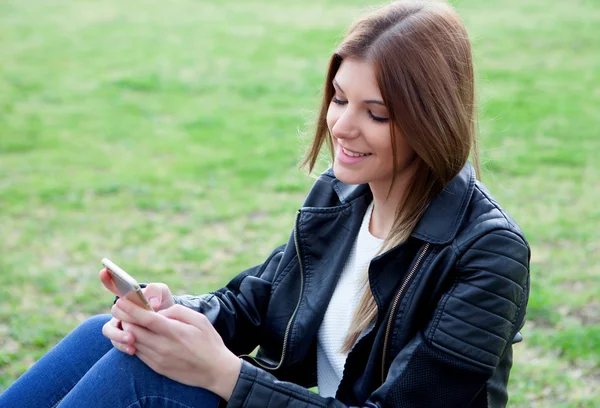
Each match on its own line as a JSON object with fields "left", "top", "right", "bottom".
{"left": 326, "top": 104, "right": 339, "bottom": 134}
{"left": 368, "top": 125, "right": 394, "bottom": 153}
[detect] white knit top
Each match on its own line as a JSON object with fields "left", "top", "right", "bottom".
{"left": 317, "top": 202, "right": 384, "bottom": 398}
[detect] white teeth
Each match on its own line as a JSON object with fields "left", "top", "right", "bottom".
{"left": 342, "top": 147, "right": 370, "bottom": 157}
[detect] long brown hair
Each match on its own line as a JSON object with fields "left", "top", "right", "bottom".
{"left": 302, "top": 0, "right": 480, "bottom": 352}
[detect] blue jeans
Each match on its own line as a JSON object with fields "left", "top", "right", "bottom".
{"left": 0, "top": 315, "right": 221, "bottom": 408}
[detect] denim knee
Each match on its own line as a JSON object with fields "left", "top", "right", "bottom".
{"left": 0, "top": 315, "right": 114, "bottom": 408}
{"left": 79, "top": 314, "right": 112, "bottom": 331}
{"left": 58, "top": 348, "right": 221, "bottom": 407}
{"left": 67, "top": 314, "right": 112, "bottom": 346}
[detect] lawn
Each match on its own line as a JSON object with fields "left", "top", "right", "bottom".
{"left": 0, "top": 0, "right": 599, "bottom": 406}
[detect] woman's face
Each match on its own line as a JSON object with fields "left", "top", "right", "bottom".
{"left": 326, "top": 58, "right": 415, "bottom": 187}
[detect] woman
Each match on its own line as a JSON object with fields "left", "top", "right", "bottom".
{"left": 0, "top": 1, "right": 530, "bottom": 407}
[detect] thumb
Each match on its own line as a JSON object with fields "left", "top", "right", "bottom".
{"left": 143, "top": 283, "right": 163, "bottom": 310}
{"left": 142, "top": 283, "right": 173, "bottom": 311}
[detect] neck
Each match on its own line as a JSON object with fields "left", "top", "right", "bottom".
{"left": 368, "top": 161, "right": 419, "bottom": 240}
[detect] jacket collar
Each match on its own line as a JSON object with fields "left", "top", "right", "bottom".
{"left": 287, "top": 163, "right": 474, "bottom": 364}
{"left": 322, "top": 162, "right": 476, "bottom": 245}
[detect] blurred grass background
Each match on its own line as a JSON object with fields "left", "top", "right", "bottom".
{"left": 0, "top": 0, "right": 599, "bottom": 406}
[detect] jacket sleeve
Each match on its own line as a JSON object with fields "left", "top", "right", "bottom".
{"left": 225, "top": 228, "right": 530, "bottom": 408}
{"left": 173, "top": 244, "right": 287, "bottom": 356}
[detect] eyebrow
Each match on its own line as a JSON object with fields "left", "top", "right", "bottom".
{"left": 332, "top": 79, "right": 386, "bottom": 106}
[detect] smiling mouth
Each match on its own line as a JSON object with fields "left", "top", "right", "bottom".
{"left": 342, "top": 147, "right": 372, "bottom": 157}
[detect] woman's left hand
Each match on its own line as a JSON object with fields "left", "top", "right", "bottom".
{"left": 111, "top": 298, "right": 242, "bottom": 401}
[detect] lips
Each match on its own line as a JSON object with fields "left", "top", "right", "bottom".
{"left": 341, "top": 146, "right": 372, "bottom": 157}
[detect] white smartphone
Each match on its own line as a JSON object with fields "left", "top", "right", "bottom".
{"left": 101, "top": 258, "right": 154, "bottom": 311}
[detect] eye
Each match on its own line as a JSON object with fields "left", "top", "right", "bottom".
{"left": 332, "top": 96, "right": 348, "bottom": 106}
{"left": 368, "top": 111, "right": 389, "bottom": 123}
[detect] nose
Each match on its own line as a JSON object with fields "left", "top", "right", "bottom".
{"left": 330, "top": 108, "right": 360, "bottom": 140}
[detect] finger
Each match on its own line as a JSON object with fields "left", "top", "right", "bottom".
{"left": 111, "top": 339, "right": 136, "bottom": 355}
{"left": 102, "top": 319, "right": 135, "bottom": 345}
{"left": 134, "top": 342, "right": 162, "bottom": 362}
{"left": 121, "top": 321, "right": 162, "bottom": 349}
{"left": 143, "top": 283, "right": 166, "bottom": 310}
{"left": 107, "top": 317, "right": 120, "bottom": 327}
{"left": 121, "top": 321, "right": 135, "bottom": 333}
{"left": 112, "top": 302, "right": 137, "bottom": 324}
{"left": 159, "top": 304, "right": 210, "bottom": 330}
{"left": 111, "top": 317, "right": 124, "bottom": 330}
{"left": 99, "top": 268, "right": 120, "bottom": 296}
{"left": 114, "top": 298, "right": 175, "bottom": 336}
{"left": 143, "top": 283, "right": 174, "bottom": 311}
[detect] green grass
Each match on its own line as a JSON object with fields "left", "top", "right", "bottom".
{"left": 1, "top": 0, "right": 599, "bottom": 405}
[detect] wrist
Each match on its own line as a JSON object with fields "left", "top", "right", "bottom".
{"left": 210, "top": 350, "right": 242, "bottom": 401}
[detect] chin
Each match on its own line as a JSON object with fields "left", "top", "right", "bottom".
{"left": 332, "top": 162, "right": 369, "bottom": 185}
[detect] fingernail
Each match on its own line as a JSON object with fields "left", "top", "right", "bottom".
{"left": 125, "top": 346, "right": 131, "bottom": 354}
{"left": 149, "top": 297, "right": 160, "bottom": 308}
{"left": 123, "top": 334, "right": 130, "bottom": 342}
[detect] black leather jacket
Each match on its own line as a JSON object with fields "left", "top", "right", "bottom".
{"left": 175, "top": 163, "right": 530, "bottom": 408}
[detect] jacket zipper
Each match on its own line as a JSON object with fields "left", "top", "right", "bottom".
{"left": 240, "top": 210, "right": 305, "bottom": 371}
{"left": 381, "top": 242, "right": 430, "bottom": 383}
